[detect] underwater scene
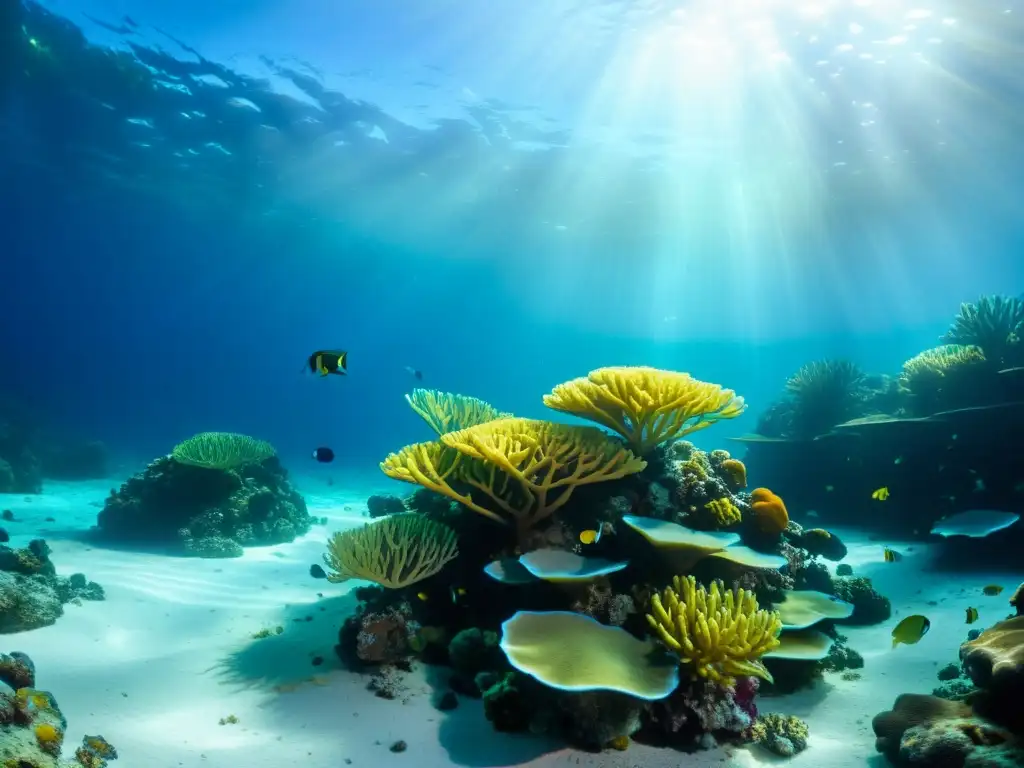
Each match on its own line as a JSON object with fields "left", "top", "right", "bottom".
{"left": 3, "top": 0, "right": 1024, "bottom": 766}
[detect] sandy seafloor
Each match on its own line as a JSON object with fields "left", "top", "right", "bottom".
{"left": 3, "top": 472, "right": 1019, "bottom": 768}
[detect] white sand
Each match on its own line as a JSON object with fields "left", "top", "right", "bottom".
{"left": 2, "top": 479, "right": 1017, "bottom": 767}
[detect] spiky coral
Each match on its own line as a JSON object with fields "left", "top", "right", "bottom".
{"left": 784, "top": 359, "right": 867, "bottom": 438}
{"left": 646, "top": 575, "right": 782, "bottom": 686}
{"left": 171, "top": 432, "right": 275, "bottom": 470}
{"left": 405, "top": 389, "right": 510, "bottom": 435}
{"left": 323, "top": 514, "right": 458, "bottom": 588}
{"left": 942, "top": 295, "right": 1024, "bottom": 366}
{"left": 543, "top": 367, "right": 746, "bottom": 455}
{"left": 380, "top": 419, "right": 646, "bottom": 532}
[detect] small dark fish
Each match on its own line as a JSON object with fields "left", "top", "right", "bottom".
{"left": 305, "top": 349, "right": 348, "bottom": 377}
{"left": 405, "top": 366, "right": 423, "bottom": 381}
{"left": 883, "top": 547, "right": 902, "bottom": 563}
{"left": 309, "top": 564, "right": 327, "bottom": 579}
{"left": 1, "top": 510, "right": 13, "bottom": 522}
{"left": 965, "top": 606, "right": 979, "bottom": 624}
{"left": 983, "top": 585, "right": 1004, "bottom": 596}
{"left": 312, "top": 447, "right": 335, "bottom": 463}
{"left": 0, "top": 528, "right": 7, "bottom": 543}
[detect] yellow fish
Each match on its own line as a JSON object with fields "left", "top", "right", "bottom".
{"left": 579, "top": 528, "right": 602, "bottom": 545}
{"left": 983, "top": 585, "right": 1003, "bottom": 596}
{"left": 416, "top": 591, "right": 429, "bottom": 601}
{"left": 451, "top": 586, "right": 467, "bottom": 603}
{"left": 892, "top": 615, "right": 930, "bottom": 648}
{"left": 883, "top": 547, "right": 902, "bottom": 563}
{"left": 872, "top": 487, "right": 890, "bottom": 501}
{"left": 965, "top": 607, "right": 979, "bottom": 624}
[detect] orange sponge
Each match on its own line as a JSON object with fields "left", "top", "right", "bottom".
{"left": 751, "top": 488, "right": 789, "bottom": 535}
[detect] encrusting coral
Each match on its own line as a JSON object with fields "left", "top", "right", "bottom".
{"left": 542, "top": 366, "right": 746, "bottom": 454}
{"left": 646, "top": 575, "right": 782, "bottom": 686}
{"left": 323, "top": 514, "right": 459, "bottom": 588}
{"left": 381, "top": 418, "right": 646, "bottom": 532}
{"left": 404, "top": 389, "right": 510, "bottom": 435}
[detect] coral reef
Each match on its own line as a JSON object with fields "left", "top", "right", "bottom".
{"left": 0, "top": 651, "right": 118, "bottom": 766}
{"left": 0, "top": 540, "right": 104, "bottom": 634}
{"left": 324, "top": 366, "right": 892, "bottom": 757}
{"left": 97, "top": 434, "right": 310, "bottom": 557}
{"left": 740, "top": 295, "right": 1024, "bottom": 539}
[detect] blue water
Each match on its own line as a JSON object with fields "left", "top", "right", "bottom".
{"left": 7, "top": 0, "right": 1022, "bottom": 476}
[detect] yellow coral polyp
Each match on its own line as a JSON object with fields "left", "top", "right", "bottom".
{"left": 34, "top": 722, "right": 62, "bottom": 753}
{"left": 323, "top": 514, "right": 458, "bottom": 588}
{"left": 646, "top": 575, "right": 782, "bottom": 687}
{"left": 704, "top": 497, "right": 742, "bottom": 527}
{"left": 543, "top": 366, "right": 746, "bottom": 454}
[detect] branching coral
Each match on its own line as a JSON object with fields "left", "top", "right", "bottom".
{"left": 323, "top": 514, "right": 459, "bottom": 588}
{"left": 646, "top": 575, "right": 782, "bottom": 686}
{"left": 171, "top": 432, "right": 275, "bottom": 470}
{"left": 942, "top": 295, "right": 1024, "bottom": 366}
{"left": 542, "top": 367, "right": 746, "bottom": 454}
{"left": 784, "top": 359, "right": 868, "bottom": 438}
{"left": 381, "top": 419, "right": 646, "bottom": 532}
{"left": 405, "top": 389, "right": 510, "bottom": 435}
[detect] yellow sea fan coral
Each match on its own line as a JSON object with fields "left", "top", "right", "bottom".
{"left": 646, "top": 575, "right": 782, "bottom": 686}
{"left": 543, "top": 367, "right": 746, "bottom": 454}
{"left": 704, "top": 497, "right": 742, "bottom": 527}
{"left": 323, "top": 514, "right": 458, "bottom": 588}
{"left": 439, "top": 418, "right": 647, "bottom": 531}
{"left": 171, "top": 432, "right": 275, "bottom": 470}
{"left": 405, "top": 388, "right": 511, "bottom": 435}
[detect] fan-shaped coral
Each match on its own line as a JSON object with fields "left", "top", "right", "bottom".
{"left": 381, "top": 419, "right": 646, "bottom": 532}
{"left": 942, "top": 295, "right": 1024, "bottom": 366}
{"left": 323, "top": 514, "right": 459, "bottom": 588}
{"left": 646, "top": 575, "right": 782, "bottom": 686}
{"left": 542, "top": 367, "right": 746, "bottom": 454}
{"left": 784, "top": 359, "right": 867, "bottom": 438}
{"left": 171, "top": 432, "right": 275, "bottom": 470}
{"left": 405, "top": 389, "right": 510, "bottom": 435}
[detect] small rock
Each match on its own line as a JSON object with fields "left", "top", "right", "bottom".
{"left": 434, "top": 691, "right": 459, "bottom": 711}
{"left": 389, "top": 740, "right": 407, "bottom": 753}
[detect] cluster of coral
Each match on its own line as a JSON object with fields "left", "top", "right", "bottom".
{"left": 740, "top": 294, "right": 1024, "bottom": 538}
{"left": 324, "top": 367, "right": 890, "bottom": 754}
{"left": 0, "top": 538, "right": 104, "bottom": 634}
{"left": 0, "top": 651, "right": 117, "bottom": 767}
{"left": 96, "top": 432, "right": 312, "bottom": 557}
{"left": 873, "top": 591, "right": 1024, "bottom": 766}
